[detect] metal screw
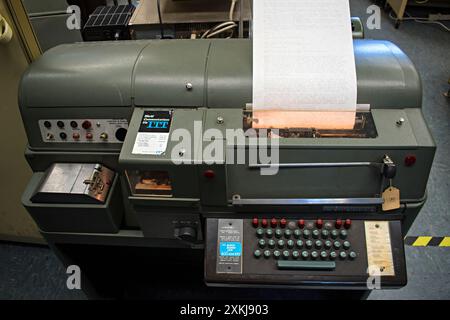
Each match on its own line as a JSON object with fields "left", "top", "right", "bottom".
{"left": 179, "top": 149, "right": 185, "bottom": 157}
{"left": 185, "top": 83, "right": 193, "bottom": 91}
{"left": 396, "top": 118, "right": 405, "bottom": 126}
{"left": 216, "top": 116, "right": 224, "bottom": 124}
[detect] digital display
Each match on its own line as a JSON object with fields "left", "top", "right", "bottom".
{"left": 147, "top": 120, "right": 169, "bottom": 130}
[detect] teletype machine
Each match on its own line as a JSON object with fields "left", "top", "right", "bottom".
{"left": 19, "top": 32, "right": 435, "bottom": 293}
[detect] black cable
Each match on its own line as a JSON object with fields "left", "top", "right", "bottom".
{"left": 156, "top": 0, "right": 165, "bottom": 39}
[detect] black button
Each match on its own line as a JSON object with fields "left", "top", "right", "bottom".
{"left": 44, "top": 121, "right": 52, "bottom": 128}
{"left": 115, "top": 128, "right": 127, "bottom": 142}
{"left": 59, "top": 132, "right": 67, "bottom": 140}
{"left": 70, "top": 121, "right": 78, "bottom": 128}
{"left": 57, "top": 121, "right": 65, "bottom": 128}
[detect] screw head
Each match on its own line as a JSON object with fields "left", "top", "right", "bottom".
{"left": 216, "top": 116, "right": 224, "bottom": 125}
{"left": 396, "top": 118, "right": 405, "bottom": 126}
{"left": 186, "top": 82, "right": 193, "bottom": 90}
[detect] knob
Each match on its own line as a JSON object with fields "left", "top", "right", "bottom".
{"left": 268, "top": 239, "right": 276, "bottom": 249}
{"left": 256, "top": 228, "right": 264, "bottom": 238}
{"left": 343, "top": 241, "right": 351, "bottom": 250}
{"left": 331, "top": 230, "right": 339, "bottom": 239}
{"left": 100, "top": 132, "right": 108, "bottom": 140}
{"left": 82, "top": 120, "right": 92, "bottom": 130}
{"left": 344, "top": 219, "right": 352, "bottom": 229}
{"left": 335, "top": 219, "right": 343, "bottom": 229}
{"left": 275, "top": 229, "right": 283, "bottom": 238}
{"left": 284, "top": 229, "right": 292, "bottom": 239}
{"left": 261, "top": 218, "right": 268, "bottom": 228}
{"left": 252, "top": 218, "right": 259, "bottom": 228}
{"left": 280, "top": 218, "right": 287, "bottom": 228}
{"left": 316, "top": 219, "right": 323, "bottom": 229}
{"left": 312, "top": 229, "right": 320, "bottom": 239}
{"left": 287, "top": 240, "right": 295, "bottom": 249}
{"left": 46, "top": 133, "right": 54, "bottom": 140}
{"left": 270, "top": 218, "right": 278, "bottom": 228}
{"left": 329, "top": 251, "right": 337, "bottom": 260}
{"left": 303, "top": 229, "right": 311, "bottom": 239}
{"left": 258, "top": 239, "right": 266, "bottom": 249}
{"left": 298, "top": 219, "right": 305, "bottom": 229}
{"left": 273, "top": 250, "right": 281, "bottom": 259}
{"left": 315, "top": 240, "right": 323, "bottom": 249}
{"left": 175, "top": 226, "right": 197, "bottom": 242}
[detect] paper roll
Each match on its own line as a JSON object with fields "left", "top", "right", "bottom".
{"left": 0, "top": 14, "right": 13, "bottom": 44}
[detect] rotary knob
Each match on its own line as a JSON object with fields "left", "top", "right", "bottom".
{"left": 175, "top": 226, "right": 197, "bottom": 243}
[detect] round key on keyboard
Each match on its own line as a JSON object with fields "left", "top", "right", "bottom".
{"left": 268, "top": 239, "right": 276, "bottom": 249}
{"left": 320, "top": 251, "right": 328, "bottom": 260}
{"left": 296, "top": 240, "right": 304, "bottom": 248}
{"left": 264, "top": 250, "right": 271, "bottom": 259}
{"left": 321, "top": 229, "right": 329, "bottom": 239}
{"left": 294, "top": 229, "right": 302, "bottom": 239}
{"left": 340, "top": 251, "right": 347, "bottom": 260}
{"left": 277, "top": 239, "right": 285, "bottom": 248}
{"left": 282, "top": 250, "right": 290, "bottom": 259}
{"left": 312, "top": 229, "right": 320, "bottom": 239}
{"left": 334, "top": 241, "right": 341, "bottom": 249}
{"left": 343, "top": 241, "right": 351, "bottom": 250}
{"left": 258, "top": 239, "right": 266, "bottom": 248}
{"left": 292, "top": 250, "right": 300, "bottom": 259}
{"left": 349, "top": 251, "right": 357, "bottom": 260}
{"left": 303, "top": 229, "right": 311, "bottom": 239}
{"left": 273, "top": 250, "right": 281, "bottom": 259}
{"left": 284, "top": 229, "right": 292, "bottom": 239}
{"left": 266, "top": 228, "right": 274, "bottom": 238}
{"left": 329, "top": 251, "right": 337, "bottom": 260}
{"left": 324, "top": 240, "right": 332, "bottom": 249}
{"left": 301, "top": 251, "right": 309, "bottom": 259}
{"left": 287, "top": 239, "right": 295, "bottom": 249}
{"left": 254, "top": 250, "right": 262, "bottom": 258}
{"left": 311, "top": 251, "right": 319, "bottom": 259}
{"left": 275, "top": 229, "right": 283, "bottom": 238}
{"left": 305, "top": 240, "right": 313, "bottom": 249}
{"left": 315, "top": 240, "right": 323, "bottom": 249}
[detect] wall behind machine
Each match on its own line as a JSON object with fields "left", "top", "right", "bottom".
{"left": 0, "top": 0, "right": 43, "bottom": 243}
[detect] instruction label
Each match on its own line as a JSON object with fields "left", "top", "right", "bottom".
{"left": 132, "top": 111, "right": 172, "bottom": 155}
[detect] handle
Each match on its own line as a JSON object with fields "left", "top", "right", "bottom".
{"left": 0, "top": 14, "right": 13, "bottom": 44}
{"left": 232, "top": 197, "right": 384, "bottom": 206}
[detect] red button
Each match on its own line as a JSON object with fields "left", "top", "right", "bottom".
{"left": 252, "top": 218, "right": 259, "bottom": 228}
{"left": 86, "top": 133, "right": 93, "bottom": 140}
{"left": 82, "top": 120, "right": 92, "bottom": 130}
{"left": 280, "top": 218, "right": 287, "bottom": 228}
{"left": 335, "top": 219, "right": 343, "bottom": 229}
{"left": 404, "top": 155, "right": 416, "bottom": 167}
{"left": 316, "top": 219, "right": 324, "bottom": 229}
{"left": 72, "top": 133, "right": 80, "bottom": 140}
{"left": 270, "top": 218, "right": 278, "bottom": 228}
{"left": 298, "top": 219, "right": 305, "bottom": 229}
{"left": 261, "top": 218, "right": 268, "bottom": 228}
{"left": 203, "top": 170, "right": 215, "bottom": 179}
{"left": 344, "top": 219, "right": 352, "bottom": 229}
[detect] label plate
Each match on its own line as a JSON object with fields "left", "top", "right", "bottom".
{"left": 365, "top": 221, "right": 395, "bottom": 276}
{"left": 132, "top": 111, "right": 172, "bottom": 155}
{"left": 216, "top": 219, "right": 243, "bottom": 274}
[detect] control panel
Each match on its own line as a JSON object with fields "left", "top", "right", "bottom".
{"left": 39, "top": 119, "right": 128, "bottom": 143}
{"left": 205, "top": 218, "right": 407, "bottom": 289}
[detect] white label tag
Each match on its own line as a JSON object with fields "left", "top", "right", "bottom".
{"left": 132, "top": 132, "right": 169, "bottom": 155}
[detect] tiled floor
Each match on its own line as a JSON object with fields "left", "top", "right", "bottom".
{"left": 0, "top": 0, "right": 448, "bottom": 300}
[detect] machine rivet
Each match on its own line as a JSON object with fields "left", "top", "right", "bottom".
{"left": 396, "top": 118, "right": 405, "bottom": 126}
{"left": 186, "top": 82, "right": 193, "bottom": 91}
{"left": 216, "top": 116, "right": 224, "bottom": 125}
{"left": 179, "top": 149, "right": 186, "bottom": 157}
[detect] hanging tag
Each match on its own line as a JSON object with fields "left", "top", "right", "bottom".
{"left": 382, "top": 187, "right": 400, "bottom": 211}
